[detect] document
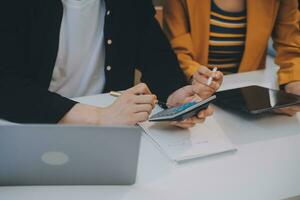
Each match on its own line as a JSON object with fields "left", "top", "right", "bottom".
{"left": 140, "top": 109, "right": 236, "bottom": 162}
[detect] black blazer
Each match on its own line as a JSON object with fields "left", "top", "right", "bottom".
{"left": 0, "top": 0, "right": 187, "bottom": 123}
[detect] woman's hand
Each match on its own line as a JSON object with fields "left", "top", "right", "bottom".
{"left": 275, "top": 81, "right": 300, "bottom": 116}
{"left": 167, "top": 85, "right": 214, "bottom": 129}
{"left": 170, "top": 105, "right": 214, "bottom": 129}
{"left": 192, "top": 65, "right": 224, "bottom": 99}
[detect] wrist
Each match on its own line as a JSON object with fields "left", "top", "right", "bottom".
{"left": 59, "top": 103, "right": 104, "bottom": 125}
{"left": 96, "top": 106, "right": 111, "bottom": 125}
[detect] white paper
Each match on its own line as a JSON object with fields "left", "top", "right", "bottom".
{"left": 140, "top": 115, "right": 236, "bottom": 162}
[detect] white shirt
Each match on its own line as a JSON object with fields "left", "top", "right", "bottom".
{"left": 49, "top": 0, "right": 106, "bottom": 98}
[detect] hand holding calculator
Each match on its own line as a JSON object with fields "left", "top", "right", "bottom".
{"left": 149, "top": 95, "right": 216, "bottom": 122}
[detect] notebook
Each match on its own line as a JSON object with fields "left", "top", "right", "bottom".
{"left": 140, "top": 107, "right": 236, "bottom": 162}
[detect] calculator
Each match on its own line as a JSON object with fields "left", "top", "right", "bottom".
{"left": 149, "top": 95, "right": 216, "bottom": 122}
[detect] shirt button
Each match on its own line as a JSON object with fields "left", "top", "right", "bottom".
{"left": 106, "top": 65, "right": 112, "bottom": 71}
{"left": 107, "top": 39, "right": 112, "bottom": 45}
{"left": 106, "top": 10, "right": 111, "bottom": 16}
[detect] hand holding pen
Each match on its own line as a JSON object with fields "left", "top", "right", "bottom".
{"left": 110, "top": 91, "right": 169, "bottom": 109}
{"left": 191, "top": 66, "right": 223, "bottom": 99}
{"left": 98, "top": 83, "right": 157, "bottom": 125}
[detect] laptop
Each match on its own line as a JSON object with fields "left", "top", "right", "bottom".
{"left": 0, "top": 125, "right": 141, "bottom": 186}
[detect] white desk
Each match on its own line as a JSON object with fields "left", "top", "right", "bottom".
{"left": 0, "top": 62, "right": 300, "bottom": 200}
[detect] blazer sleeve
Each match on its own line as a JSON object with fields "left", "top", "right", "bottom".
{"left": 272, "top": 0, "right": 300, "bottom": 85}
{"left": 0, "top": 2, "right": 77, "bottom": 123}
{"left": 136, "top": 0, "right": 188, "bottom": 102}
{"left": 163, "top": 0, "right": 200, "bottom": 79}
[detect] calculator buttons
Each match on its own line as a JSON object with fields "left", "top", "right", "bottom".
{"left": 150, "top": 102, "right": 198, "bottom": 119}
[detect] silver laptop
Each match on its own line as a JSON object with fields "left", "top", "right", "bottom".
{"left": 0, "top": 125, "right": 141, "bottom": 186}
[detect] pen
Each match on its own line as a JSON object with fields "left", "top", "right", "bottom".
{"left": 207, "top": 67, "right": 218, "bottom": 86}
{"left": 109, "top": 91, "right": 168, "bottom": 109}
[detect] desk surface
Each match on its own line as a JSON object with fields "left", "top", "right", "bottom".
{"left": 0, "top": 61, "right": 300, "bottom": 200}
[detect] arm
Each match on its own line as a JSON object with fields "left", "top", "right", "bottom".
{"left": 271, "top": 0, "right": 300, "bottom": 116}
{"left": 0, "top": 2, "right": 77, "bottom": 123}
{"left": 163, "top": 0, "right": 200, "bottom": 79}
{"left": 135, "top": 0, "right": 188, "bottom": 102}
{"left": 163, "top": 0, "right": 223, "bottom": 100}
{"left": 0, "top": 3, "right": 158, "bottom": 125}
{"left": 133, "top": 0, "right": 215, "bottom": 129}
{"left": 272, "top": 0, "right": 300, "bottom": 86}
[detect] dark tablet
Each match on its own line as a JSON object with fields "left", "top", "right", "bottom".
{"left": 215, "top": 85, "right": 300, "bottom": 114}
{"left": 149, "top": 95, "right": 216, "bottom": 122}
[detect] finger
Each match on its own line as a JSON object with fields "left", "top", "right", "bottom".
{"left": 172, "top": 117, "right": 205, "bottom": 126}
{"left": 214, "top": 71, "right": 224, "bottom": 81}
{"left": 274, "top": 107, "right": 297, "bottom": 116}
{"left": 197, "top": 66, "right": 222, "bottom": 81}
{"left": 192, "top": 79, "right": 214, "bottom": 91}
{"left": 176, "top": 124, "right": 195, "bottom": 129}
{"left": 133, "top": 104, "right": 154, "bottom": 114}
{"left": 193, "top": 74, "right": 209, "bottom": 85}
{"left": 274, "top": 110, "right": 294, "bottom": 116}
{"left": 283, "top": 106, "right": 300, "bottom": 114}
{"left": 193, "top": 71, "right": 208, "bottom": 83}
{"left": 195, "top": 67, "right": 223, "bottom": 87}
{"left": 170, "top": 120, "right": 191, "bottom": 125}
{"left": 277, "top": 106, "right": 300, "bottom": 113}
{"left": 192, "top": 83, "right": 215, "bottom": 98}
{"left": 194, "top": 74, "right": 221, "bottom": 91}
{"left": 134, "top": 112, "right": 150, "bottom": 123}
{"left": 209, "top": 80, "right": 221, "bottom": 91}
{"left": 274, "top": 107, "right": 295, "bottom": 116}
{"left": 197, "top": 106, "right": 214, "bottom": 119}
{"left": 192, "top": 94, "right": 202, "bottom": 102}
{"left": 180, "top": 96, "right": 197, "bottom": 104}
{"left": 288, "top": 105, "right": 300, "bottom": 112}
{"left": 126, "top": 83, "right": 152, "bottom": 95}
{"left": 198, "top": 111, "right": 211, "bottom": 120}
{"left": 171, "top": 121, "right": 196, "bottom": 129}
{"left": 197, "top": 66, "right": 215, "bottom": 78}
{"left": 204, "top": 106, "right": 214, "bottom": 117}
{"left": 133, "top": 95, "right": 157, "bottom": 107}
{"left": 193, "top": 90, "right": 215, "bottom": 100}
{"left": 178, "top": 118, "right": 194, "bottom": 123}
{"left": 184, "top": 117, "right": 205, "bottom": 124}
{"left": 194, "top": 69, "right": 222, "bottom": 82}
{"left": 206, "top": 108, "right": 214, "bottom": 117}
{"left": 197, "top": 110, "right": 205, "bottom": 119}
